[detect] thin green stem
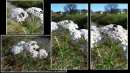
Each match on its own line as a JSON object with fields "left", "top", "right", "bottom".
{"left": 19, "top": 21, "right": 27, "bottom": 34}
{"left": 94, "top": 43, "right": 102, "bottom": 58}
{"left": 55, "top": 36, "right": 63, "bottom": 58}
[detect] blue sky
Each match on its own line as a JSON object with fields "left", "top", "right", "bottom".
{"left": 51, "top": 4, "right": 88, "bottom": 12}
{"left": 91, "top": 4, "right": 128, "bottom": 12}
{"left": 51, "top": 4, "right": 127, "bottom": 12}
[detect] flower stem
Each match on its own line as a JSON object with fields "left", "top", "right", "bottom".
{"left": 19, "top": 21, "right": 26, "bottom": 34}
{"left": 55, "top": 36, "right": 63, "bottom": 58}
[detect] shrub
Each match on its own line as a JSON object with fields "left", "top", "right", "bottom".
{"left": 52, "top": 14, "right": 87, "bottom": 29}
{"left": 91, "top": 14, "right": 127, "bottom": 28}
{"left": 10, "top": 1, "right": 43, "bottom": 9}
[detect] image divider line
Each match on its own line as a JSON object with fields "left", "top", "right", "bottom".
{"left": 88, "top": 3, "right": 91, "bottom": 70}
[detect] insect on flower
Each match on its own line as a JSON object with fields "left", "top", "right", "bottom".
{"left": 21, "top": 12, "right": 24, "bottom": 17}
{"left": 40, "top": 11, "right": 43, "bottom": 13}
{"left": 68, "top": 20, "right": 71, "bottom": 23}
{"left": 31, "top": 43, "right": 35, "bottom": 46}
{"left": 113, "top": 24, "right": 117, "bottom": 27}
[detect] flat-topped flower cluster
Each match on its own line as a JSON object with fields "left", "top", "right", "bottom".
{"left": 51, "top": 20, "right": 88, "bottom": 41}
{"left": 11, "top": 41, "right": 48, "bottom": 59}
{"left": 91, "top": 24, "right": 128, "bottom": 59}
{"left": 9, "top": 7, "right": 43, "bottom": 26}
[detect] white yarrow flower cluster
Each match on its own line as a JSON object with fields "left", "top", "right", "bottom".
{"left": 70, "top": 29, "right": 81, "bottom": 40}
{"left": 23, "top": 41, "right": 39, "bottom": 52}
{"left": 91, "top": 24, "right": 128, "bottom": 59}
{"left": 51, "top": 21, "right": 58, "bottom": 32}
{"left": 51, "top": 20, "right": 88, "bottom": 41}
{"left": 17, "top": 41, "right": 26, "bottom": 46}
{"left": 91, "top": 26, "right": 102, "bottom": 48}
{"left": 57, "top": 20, "right": 78, "bottom": 31}
{"left": 39, "top": 49, "right": 48, "bottom": 59}
{"left": 9, "top": 7, "right": 43, "bottom": 26}
{"left": 11, "top": 45, "right": 24, "bottom": 54}
{"left": 10, "top": 41, "right": 48, "bottom": 59}
{"left": 9, "top": 8, "right": 28, "bottom": 22}
{"left": 26, "top": 7, "right": 43, "bottom": 26}
{"left": 26, "top": 7, "right": 43, "bottom": 19}
{"left": 80, "top": 29, "right": 88, "bottom": 41}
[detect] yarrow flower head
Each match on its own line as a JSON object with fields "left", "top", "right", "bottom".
{"left": 80, "top": 29, "right": 88, "bottom": 41}
{"left": 57, "top": 20, "right": 79, "bottom": 31}
{"left": 9, "top": 8, "right": 28, "bottom": 22}
{"left": 51, "top": 20, "right": 88, "bottom": 41}
{"left": 30, "top": 50, "right": 39, "bottom": 58}
{"left": 11, "top": 45, "right": 24, "bottom": 54}
{"left": 91, "top": 24, "right": 128, "bottom": 59}
{"left": 23, "top": 41, "right": 39, "bottom": 52}
{"left": 26, "top": 7, "right": 43, "bottom": 19}
{"left": 99, "top": 24, "right": 128, "bottom": 45}
{"left": 17, "top": 41, "right": 26, "bottom": 46}
{"left": 10, "top": 41, "right": 48, "bottom": 59}
{"left": 39, "top": 49, "right": 48, "bottom": 59}
{"left": 51, "top": 21, "right": 58, "bottom": 31}
{"left": 70, "top": 29, "right": 81, "bottom": 40}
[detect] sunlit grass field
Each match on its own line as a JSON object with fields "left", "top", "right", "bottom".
{"left": 51, "top": 14, "right": 87, "bottom": 29}
{"left": 91, "top": 13, "right": 127, "bottom": 29}
{"left": 9, "top": 1, "right": 43, "bottom": 9}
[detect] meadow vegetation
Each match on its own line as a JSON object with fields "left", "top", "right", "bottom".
{"left": 91, "top": 13, "right": 127, "bottom": 29}
{"left": 51, "top": 29, "right": 87, "bottom": 69}
{"left": 9, "top": 1, "right": 43, "bottom": 9}
{"left": 91, "top": 38, "right": 128, "bottom": 69}
{"left": 51, "top": 14, "right": 88, "bottom": 29}
{"left": 1, "top": 36, "right": 50, "bottom": 72}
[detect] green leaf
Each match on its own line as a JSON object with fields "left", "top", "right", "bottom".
{"left": 96, "top": 63, "right": 104, "bottom": 69}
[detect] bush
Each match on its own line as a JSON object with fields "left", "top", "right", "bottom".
{"left": 52, "top": 14, "right": 87, "bottom": 29}
{"left": 10, "top": 1, "right": 43, "bottom": 9}
{"left": 91, "top": 14, "right": 127, "bottom": 28}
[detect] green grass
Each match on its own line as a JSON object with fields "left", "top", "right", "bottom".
{"left": 9, "top": 1, "right": 43, "bottom": 9}
{"left": 91, "top": 38, "right": 128, "bottom": 69}
{"left": 51, "top": 29, "right": 87, "bottom": 69}
{"left": 51, "top": 14, "right": 87, "bottom": 29}
{"left": 1, "top": 36, "right": 51, "bottom": 72}
{"left": 91, "top": 13, "right": 127, "bottom": 29}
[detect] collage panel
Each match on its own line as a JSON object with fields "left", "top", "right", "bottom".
{"left": 1, "top": 35, "right": 52, "bottom": 72}
{"left": 4, "top": 0, "right": 128, "bottom": 71}
{"left": 90, "top": 3, "right": 128, "bottom": 69}
{"left": 6, "top": 0, "right": 43, "bottom": 34}
{"left": 51, "top": 3, "right": 88, "bottom": 69}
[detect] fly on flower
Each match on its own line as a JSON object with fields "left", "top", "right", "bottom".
{"left": 31, "top": 43, "right": 35, "bottom": 46}
{"left": 68, "top": 20, "right": 71, "bottom": 23}
{"left": 40, "top": 11, "right": 43, "bottom": 13}
{"left": 113, "top": 24, "right": 117, "bottom": 28}
{"left": 21, "top": 12, "right": 24, "bottom": 17}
